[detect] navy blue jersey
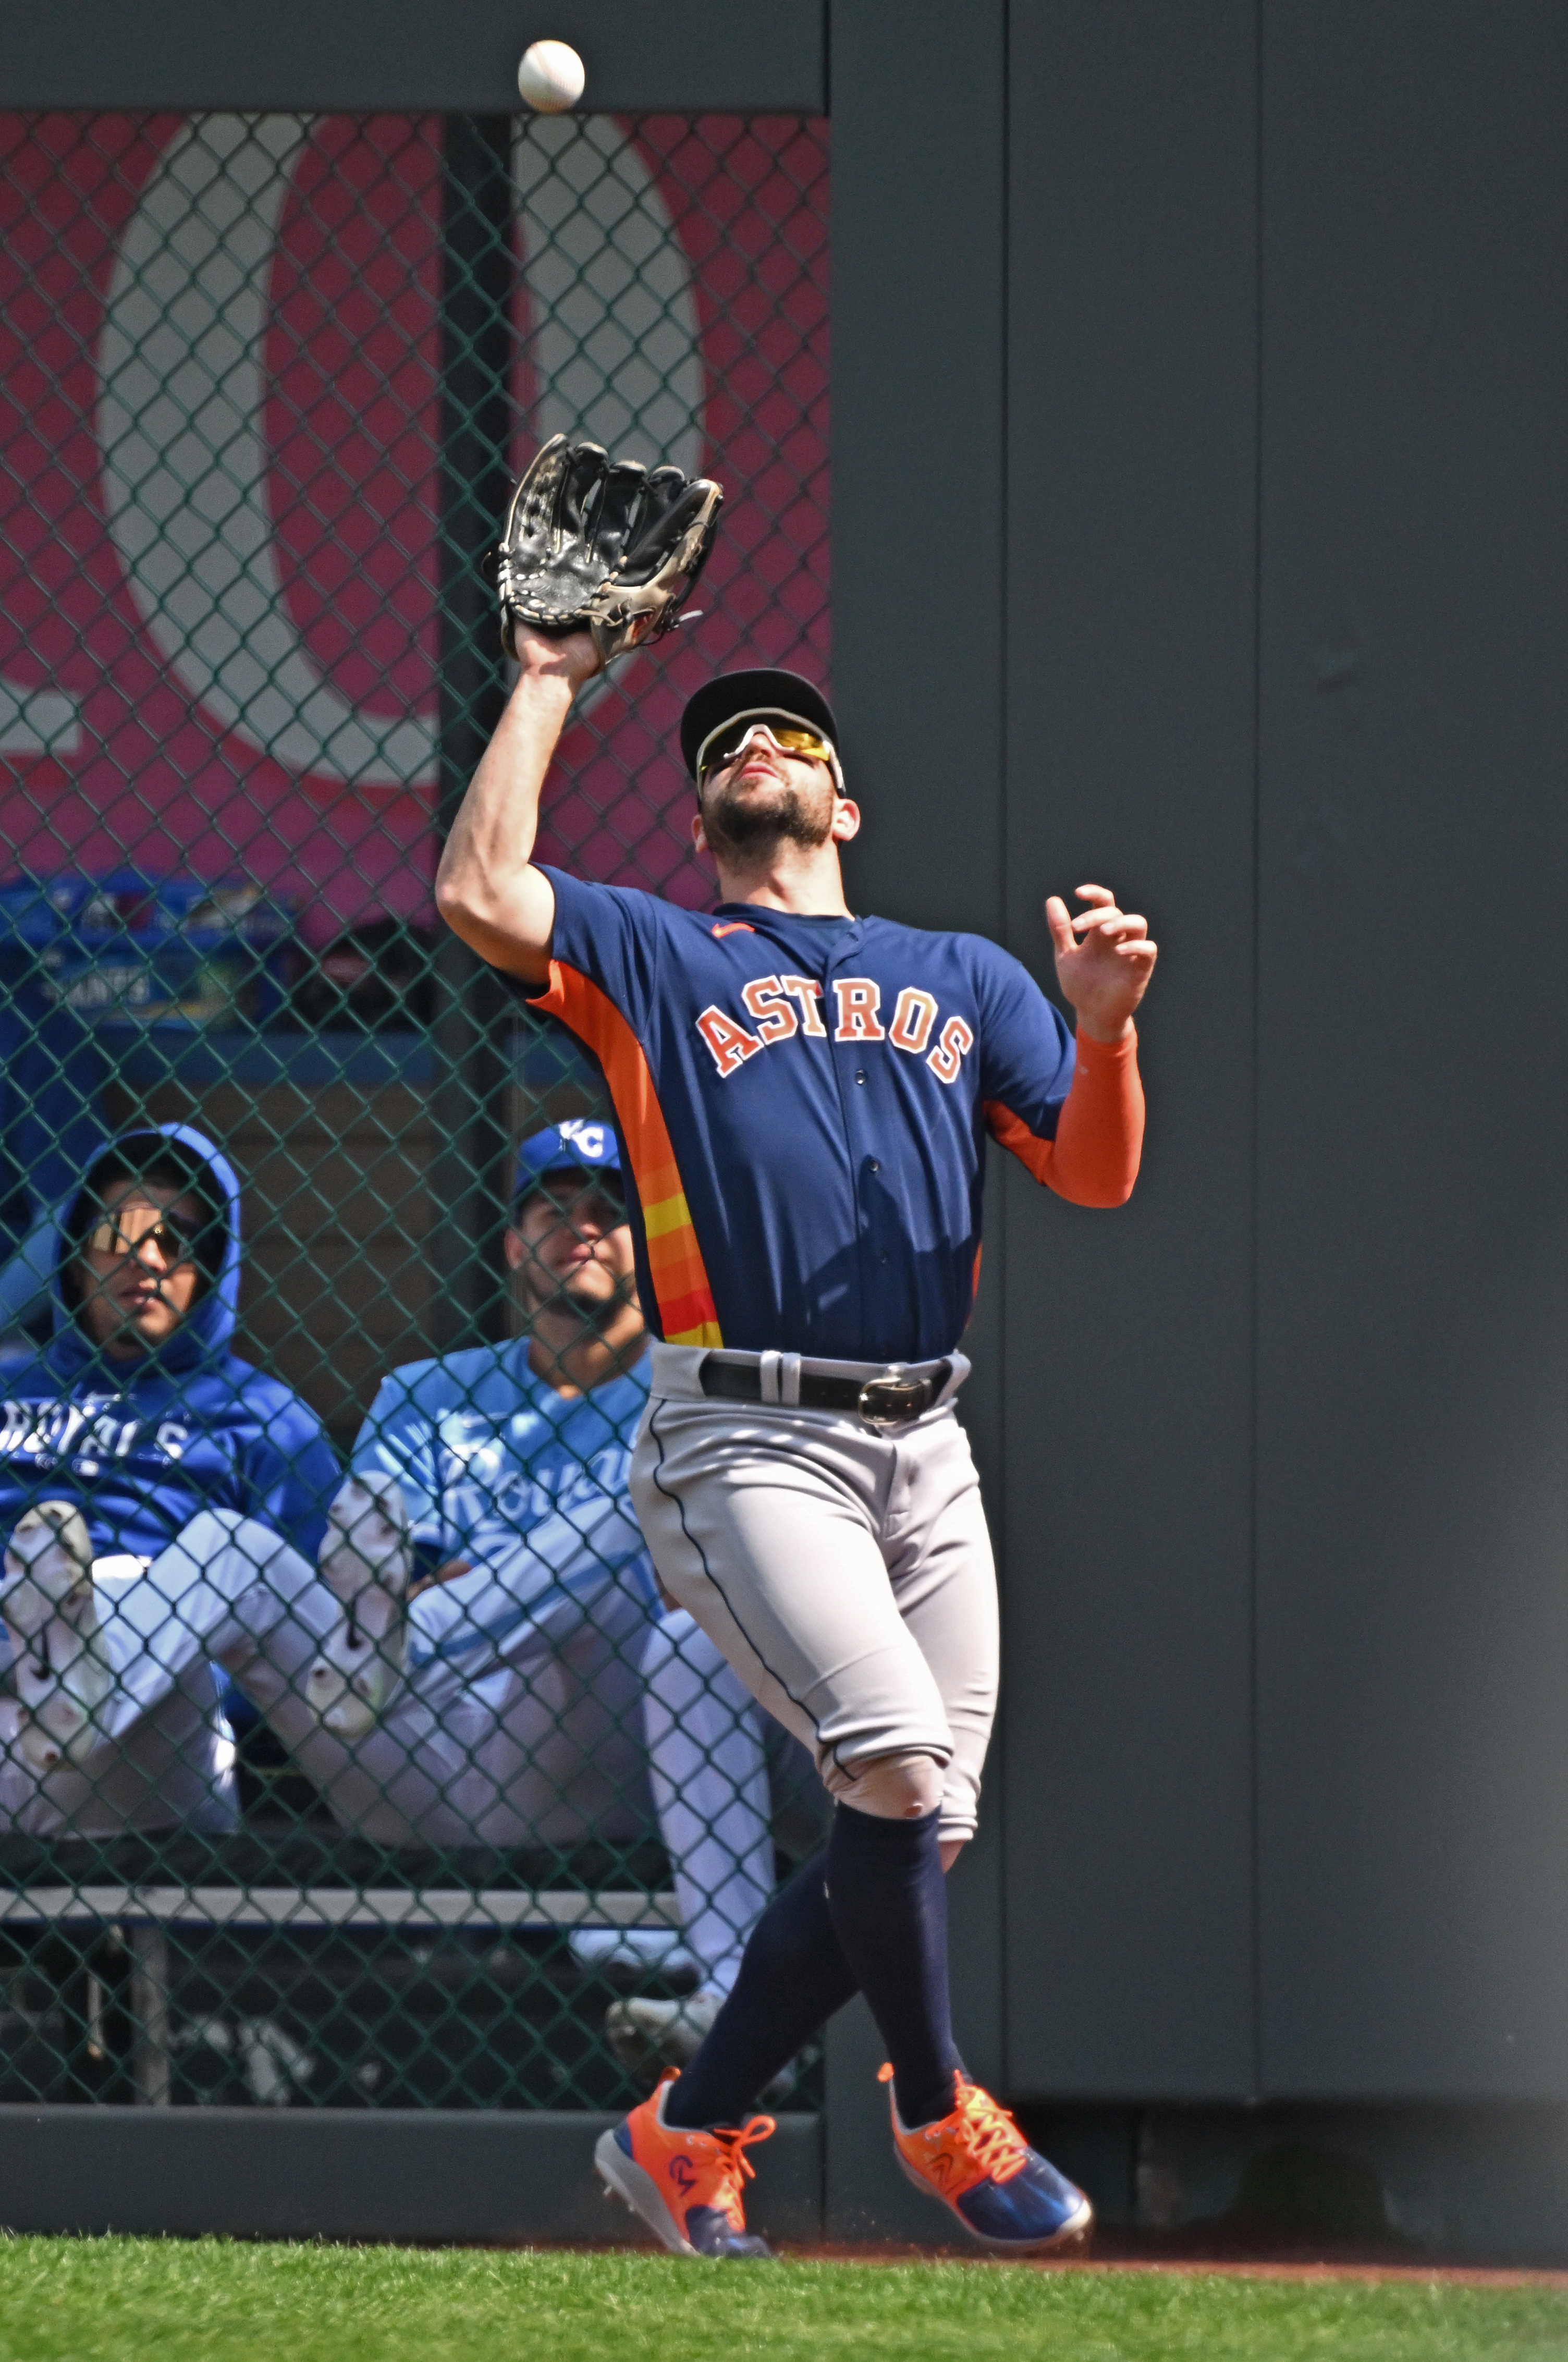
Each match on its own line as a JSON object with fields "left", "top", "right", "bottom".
{"left": 533, "top": 870, "right": 1077, "bottom": 1363}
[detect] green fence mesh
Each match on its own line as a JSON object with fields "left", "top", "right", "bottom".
{"left": 0, "top": 109, "right": 829, "bottom": 2109}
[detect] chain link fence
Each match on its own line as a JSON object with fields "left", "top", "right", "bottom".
{"left": 0, "top": 108, "right": 829, "bottom": 2110}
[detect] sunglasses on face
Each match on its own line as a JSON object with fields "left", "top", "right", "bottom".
{"left": 85, "top": 1206, "right": 204, "bottom": 1267}
{"left": 695, "top": 714, "right": 836, "bottom": 788}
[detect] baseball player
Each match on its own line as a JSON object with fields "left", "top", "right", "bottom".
{"left": 436, "top": 440, "right": 1155, "bottom": 2257}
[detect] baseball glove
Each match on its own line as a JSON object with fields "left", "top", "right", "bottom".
{"left": 493, "top": 434, "right": 724, "bottom": 666}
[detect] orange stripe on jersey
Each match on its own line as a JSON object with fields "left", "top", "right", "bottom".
{"left": 659, "top": 1283, "right": 724, "bottom": 1339}
{"left": 531, "top": 961, "right": 724, "bottom": 1345}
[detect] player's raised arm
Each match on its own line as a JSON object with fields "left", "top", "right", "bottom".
{"left": 1036, "top": 882, "right": 1156, "bottom": 1205}
{"left": 436, "top": 434, "right": 724, "bottom": 987}
{"left": 435, "top": 623, "right": 600, "bottom": 986}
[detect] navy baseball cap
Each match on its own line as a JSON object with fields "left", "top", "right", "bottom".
{"left": 512, "top": 1120, "right": 622, "bottom": 1209}
{"left": 679, "top": 668, "right": 840, "bottom": 783}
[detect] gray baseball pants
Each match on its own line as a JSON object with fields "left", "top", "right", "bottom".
{"left": 629, "top": 1344, "right": 999, "bottom": 1844}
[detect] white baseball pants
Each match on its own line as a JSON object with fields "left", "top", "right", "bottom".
{"left": 0, "top": 1508, "right": 775, "bottom": 2000}
{"left": 0, "top": 1509, "right": 328, "bottom": 1838}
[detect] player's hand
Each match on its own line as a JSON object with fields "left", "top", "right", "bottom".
{"left": 1045, "top": 883, "right": 1157, "bottom": 1045}
{"left": 510, "top": 619, "right": 604, "bottom": 692}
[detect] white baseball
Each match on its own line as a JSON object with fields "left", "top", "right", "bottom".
{"left": 518, "top": 39, "right": 586, "bottom": 114}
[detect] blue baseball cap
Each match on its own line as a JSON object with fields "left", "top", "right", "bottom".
{"left": 512, "top": 1120, "right": 622, "bottom": 1209}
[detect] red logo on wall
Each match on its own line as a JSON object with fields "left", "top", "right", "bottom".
{"left": 0, "top": 113, "right": 829, "bottom": 935}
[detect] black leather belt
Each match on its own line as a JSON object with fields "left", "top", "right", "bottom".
{"left": 699, "top": 1356, "right": 952, "bottom": 1426}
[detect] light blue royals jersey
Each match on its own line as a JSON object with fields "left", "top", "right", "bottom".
{"left": 348, "top": 1338, "right": 659, "bottom": 1678}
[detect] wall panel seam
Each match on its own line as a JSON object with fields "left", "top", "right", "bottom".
{"left": 1247, "top": 0, "right": 1265, "bottom": 2106}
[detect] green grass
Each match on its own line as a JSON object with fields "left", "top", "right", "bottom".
{"left": 0, "top": 2241, "right": 1563, "bottom": 2362}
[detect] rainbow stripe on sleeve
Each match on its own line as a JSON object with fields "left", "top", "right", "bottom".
{"left": 532, "top": 962, "right": 724, "bottom": 1347}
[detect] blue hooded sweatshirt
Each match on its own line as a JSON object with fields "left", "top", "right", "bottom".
{"left": 0, "top": 1123, "right": 339, "bottom": 1568}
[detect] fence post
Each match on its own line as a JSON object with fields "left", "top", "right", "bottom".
{"left": 128, "top": 1927, "right": 172, "bottom": 2108}
{"left": 431, "top": 111, "right": 516, "bottom": 1352}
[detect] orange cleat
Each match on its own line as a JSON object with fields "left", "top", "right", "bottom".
{"left": 595, "top": 2070, "right": 777, "bottom": 2259}
{"left": 880, "top": 2063, "right": 1093, "bottom": 2250}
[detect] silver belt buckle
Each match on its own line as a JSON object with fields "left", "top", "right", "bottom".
{"left": 856, "top": 1369, "right": 929, "bottom": 1427}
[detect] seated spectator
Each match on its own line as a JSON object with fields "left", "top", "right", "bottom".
{"left": 299, "top": 1122, "right": 779, "bottom": 2071}
{"left": 0, "top": 1124, "right": 340, "bottom": 1833}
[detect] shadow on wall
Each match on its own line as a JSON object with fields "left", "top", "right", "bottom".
{"left": 1018, "top": 2101, "right": 1568, "bottom": 2266}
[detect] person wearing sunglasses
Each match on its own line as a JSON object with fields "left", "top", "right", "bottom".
{"left": 0, "top": 1124, "right": 340, "bottom": 1837}
{"left": 437, "top": 624, "right": 1156, "bottom": 2258}
{"left": 78, "top": 1196, "right": 208, "bottom": 1351}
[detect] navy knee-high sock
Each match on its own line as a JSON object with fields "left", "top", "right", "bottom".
{"left": 663, "top": 1849, "right": 859, "bottom": 2130}
{"left": 823, "top": 1801, "right": 961, "bottom": 2130}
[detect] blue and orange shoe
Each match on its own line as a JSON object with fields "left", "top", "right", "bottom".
{"left": 594, "top": 2071, "right": 777, "bottom": 2259}
{"left": 880, "top": 2063, "right": 1093, "bottom": 2250}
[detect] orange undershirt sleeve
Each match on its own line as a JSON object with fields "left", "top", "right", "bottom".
{"left": 984, "top": 1027, "right": 1145, "bottom": 1207}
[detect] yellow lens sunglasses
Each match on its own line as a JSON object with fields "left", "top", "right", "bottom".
{"left": 695, "top": 711, "right": 836, "bottom": 788}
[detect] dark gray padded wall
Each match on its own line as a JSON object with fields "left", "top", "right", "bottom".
{"left": 0, "top": 1, "right": 826, "bottom": 112}
{"left": 1256, "top": 1, "right": 1568, "bottom": 2097}
{"left": 1000, "top": 1, "right": 1260, "bottom": 2099}
{"left": 0, "top": 2107, "right": 822, "bottom": 2242}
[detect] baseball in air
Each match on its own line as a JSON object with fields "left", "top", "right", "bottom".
{"left": 518, "top": 39, "right": 586, "bottom": 113}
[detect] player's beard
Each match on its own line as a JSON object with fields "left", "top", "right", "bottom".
{"left": 700, "top": 776, "right": 834, "bottom": 861}
{"left": 527, "top": 1261, "right": 636, "bottom": 1329}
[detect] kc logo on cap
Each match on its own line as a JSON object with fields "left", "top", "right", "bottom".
{"left": 514, "top": 1120, "right": 623, "bottom": 1201}
{"left": 557, "top": 1121, "right": 614, "bottom": 1164}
